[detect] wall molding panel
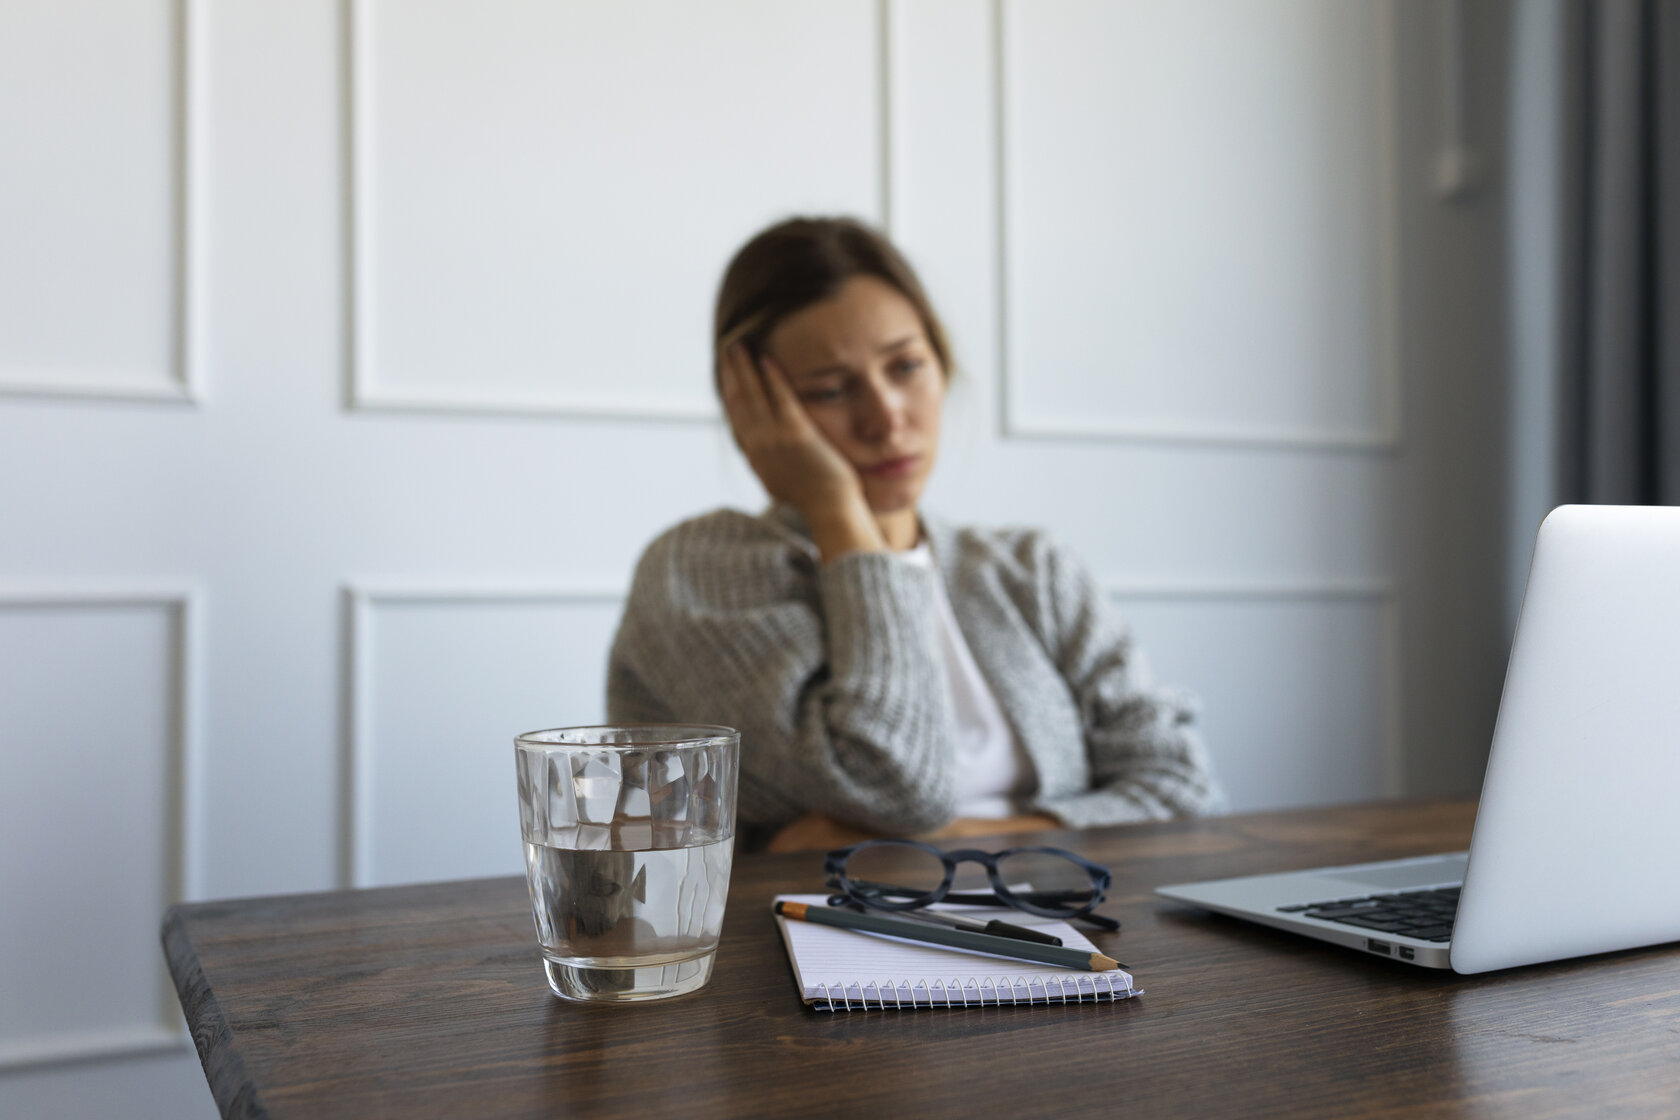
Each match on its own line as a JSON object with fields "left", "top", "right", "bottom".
{"left": 993, "top": 0, "right": 1403, "bottom": 451}
{"left": 877, "top": 0, "right": 903, "bottom": 236}
{"left": 0, "top": 1026, "right": 189, "bottom": 1077}
{"left": 0, "top": 584, "right": 203, "bottom": 1072}
{"left": 0, "top": 0, "right": 206, "bottom": 406}
{"left": 1103, "top": 580, "right": 1403, "bottom": 804}
{"left": 345, "top": 0, "right": 897, "bottom": 423}
{"left": 1101, "top": 577, "right": 1393, "bottom": 602}
{"left": 341, "top": 580, "right": 626, "bottom": 888}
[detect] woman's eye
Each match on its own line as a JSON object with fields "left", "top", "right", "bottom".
{"left": 801, "top": 386, "right": 845, "bottom": 404}
{"left": 890, "top": 358, "right": 924, "bottom": 379}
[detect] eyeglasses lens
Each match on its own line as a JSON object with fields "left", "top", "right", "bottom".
{"left": 842, "top": 843, "right": 947, "bottom": 905}
{"left": 994, "top": 850, "right": 1100, "bottom": 911}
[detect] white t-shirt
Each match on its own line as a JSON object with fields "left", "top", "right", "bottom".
{"left": 901, "top": 544, "right": 1037, "bottom": 818}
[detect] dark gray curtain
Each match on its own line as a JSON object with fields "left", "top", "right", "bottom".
{"left": 1556, "top": 0, "right": 1680, "bottom": 505}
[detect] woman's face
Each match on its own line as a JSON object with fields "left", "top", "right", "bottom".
{"left": 763, "top": 275, "right": 946, "bottom": 518}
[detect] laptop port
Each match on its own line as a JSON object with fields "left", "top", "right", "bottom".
{"left": 1398, "top": 946, "right": 1416, "bottom": 961}
{"left": 1367, "top": 939, "right": 1391, "bottom": 955}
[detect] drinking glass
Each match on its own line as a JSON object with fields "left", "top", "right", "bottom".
{"left": 514, "top": 724, "right": 740, "bottom": 1003}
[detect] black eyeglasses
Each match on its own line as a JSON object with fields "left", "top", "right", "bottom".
{"left": 824, "top": 839, "right": 1119, "bottom": 931}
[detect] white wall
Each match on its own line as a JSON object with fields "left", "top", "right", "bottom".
{"left": 0, "top": 1, "right": 1511, "bottom": 1115}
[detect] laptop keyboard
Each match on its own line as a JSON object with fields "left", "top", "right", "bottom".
{"left": 1277, "top": 886, "right": 1459, "bottom": 942}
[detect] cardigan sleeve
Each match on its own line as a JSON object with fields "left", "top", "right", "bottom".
{"left": 606, "top": 511, "right": 962, "bottom": 835}
{"left": 1026, "top": 536, "right": 1221, "bottom": 828}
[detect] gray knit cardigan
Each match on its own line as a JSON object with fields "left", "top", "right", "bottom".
{"left": 606, "top": 505, "right": 1219, "bottom": 840}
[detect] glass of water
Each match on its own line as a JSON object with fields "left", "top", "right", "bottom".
{"left": 514, "top": 724, "right": 740, "bottom": 1003}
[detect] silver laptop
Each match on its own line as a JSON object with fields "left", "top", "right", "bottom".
{"left": 1158, "top": 504, "right": 1680, "bottom": 973}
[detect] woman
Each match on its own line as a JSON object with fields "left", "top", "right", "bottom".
{"left": 607, "top": 217, "right": 1218, "bottom": 850}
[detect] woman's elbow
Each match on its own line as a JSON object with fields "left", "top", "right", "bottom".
{"left": 819, "top": 741, "right": 961, "bottom": 836}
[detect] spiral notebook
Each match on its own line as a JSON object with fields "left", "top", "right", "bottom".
{"left": 772, "top": 893, "right": 1139, "bottom": 1011}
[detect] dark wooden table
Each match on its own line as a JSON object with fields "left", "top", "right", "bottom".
{"left": 163, "top": 801, "right": 1680, "bottom": 1118}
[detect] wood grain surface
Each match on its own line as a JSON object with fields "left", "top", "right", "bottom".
{"left": 162, "top": 801, "right": 1680, "bottom": 1119}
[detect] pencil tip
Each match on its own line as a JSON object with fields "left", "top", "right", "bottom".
{"left": 1092, "top": 954, "right": 1122, "bottom": 971}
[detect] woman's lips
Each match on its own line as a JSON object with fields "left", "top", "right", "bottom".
{"left": 862, "top": 455, "right": 920, "bottom": 479}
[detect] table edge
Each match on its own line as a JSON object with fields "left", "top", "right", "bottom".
{"left": 163, "top": 904, "right": 272, "bottom": 1120}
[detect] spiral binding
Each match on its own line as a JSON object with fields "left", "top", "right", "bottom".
{"left": 810, "top": 972, "right": 1138, "bottom": 1011}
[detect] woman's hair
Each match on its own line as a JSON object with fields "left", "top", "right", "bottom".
{"left": 712, "top": 216, "right": 953, "bottom": 386}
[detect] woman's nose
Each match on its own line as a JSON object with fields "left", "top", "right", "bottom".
{"left": 852, "top": 380, "right": 902, "bottom": 441}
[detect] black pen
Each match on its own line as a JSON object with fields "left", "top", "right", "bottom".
{"left": 865, "top": 906, "right": 1065, "bottom": 946}
{"left": 776, "top": 900, "right": 1123, "bottom": 972}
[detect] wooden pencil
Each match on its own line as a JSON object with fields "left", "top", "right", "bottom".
{"left": 773, "top": 900, "right": 1122, "bottom": 972}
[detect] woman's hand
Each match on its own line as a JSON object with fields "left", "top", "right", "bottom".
{"left": 719, "top": 343, "right": 886, "bottom": 559}
{"left": 764, "top": 812, "right": 877, "bottom": 854}
{"left": 765, "top": 811, "right": 1064, "bottom": 853}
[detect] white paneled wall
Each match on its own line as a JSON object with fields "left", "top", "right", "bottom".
{"left": 0, "top": 0, "right": 202, "bottom": 401}
{"left": 348, "top": 584, "right": 622, "bottom": 887}
{"left": 351, "top": 0, "right": 885, "bottom": 418}
{"left": 0, "top": 1, "right": 1511, "bottom": 1115}
{"left": 1002, "top": 0, "right": 1398, "bottom": 447}
{"left": 0, "top": 590, "right": 199, "bottom": 1068}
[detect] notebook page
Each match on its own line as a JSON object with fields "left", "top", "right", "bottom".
{"left": 772, "top": 893, "right": 1134, "bottom": 1002}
